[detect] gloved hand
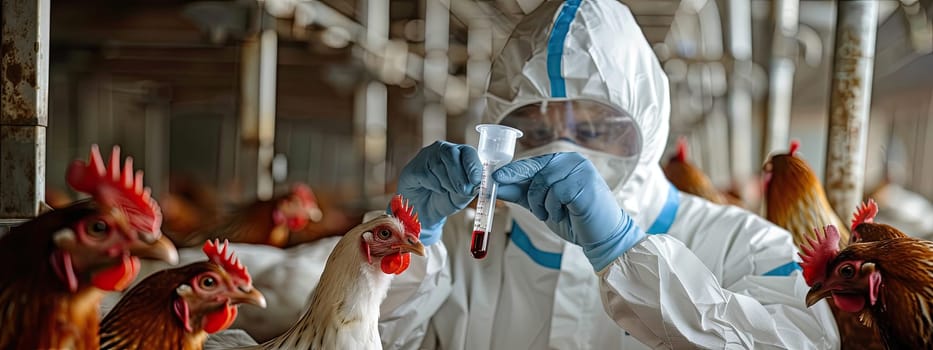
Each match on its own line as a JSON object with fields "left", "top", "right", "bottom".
{"left": 494, "top": 152, "right": 646, "bottom": 271}
{"left": 392, "top": 141, "right": 483, "bottom": 245}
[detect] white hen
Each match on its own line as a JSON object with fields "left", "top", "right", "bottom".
{"left": 239, "top": 194, "right": 425, "bottom": 349}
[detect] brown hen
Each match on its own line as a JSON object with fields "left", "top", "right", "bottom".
{"left": 802, "top": 223, "right": 933, "bottom": 349}
{"left": 0, "top": 145, "right": 178, "bottom": 350}
{"left": 763, "top": 142, "right": 883, "bottom": 349}
{"left": 763, "top": 140, "right": 851, "bottom": 249}
{"left": 100, "top": 240, "right": 266, "bottom": 350}
{"left": 663, "top": 137, "right": 743, "bottom": 206}
{"left": 170, "top": 184, "right": 324, "bottom": 248}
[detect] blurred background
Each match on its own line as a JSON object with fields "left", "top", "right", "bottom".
{"left": 3, "top": 0, "right": 933, "bottom": 237}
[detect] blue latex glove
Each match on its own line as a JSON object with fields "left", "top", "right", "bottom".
{"left": 392, "top": 141, "right": 483, "bottom": 245}
{"left": 494, "top": 152, "right": 646, "bottom": 271}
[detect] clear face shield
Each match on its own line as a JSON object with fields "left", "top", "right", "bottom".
{"left": 500, "top": 99, "right": 642, "bottom": 157}
{"left": 498, "top": 99, "right": 643, "bottom": 191}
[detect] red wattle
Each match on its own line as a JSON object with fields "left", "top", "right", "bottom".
{"left": 287, "top": 216, "right": 308, "bottom": 231}
{"left": 380, "top": 253, "right": 411, "bottom": 274}
{"left": 832, "top": 293, "right": 866, "bottom": 313}
{"left": 381, "top": 254, "right": 402, "bottom": 274}
{"left": 92, "top": 255, "right": 141, "bottom": 291}
{"left": 203, "top": 306, "right": 237, "bottom": 334}
{"left": 396, "top": 253, "right": 411, "bottom": 275}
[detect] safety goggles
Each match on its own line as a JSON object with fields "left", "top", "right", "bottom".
{"left": 498, "top": 99, "right": 642, "bottom": 157}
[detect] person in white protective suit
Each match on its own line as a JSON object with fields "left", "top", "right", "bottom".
{"left": 376, "top": 0, "right": 841, "bottom": 349}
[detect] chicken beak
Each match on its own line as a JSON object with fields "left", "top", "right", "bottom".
{"left": 401, "top": 235, "right": 426, "bottom": 256}
{"left": 129, "top": 235, "right": 179, "bottom": 265}
{"left": 231, "top": 286, "right": 267, "bottom": 308}
{"left": 805, "top": 282, "right": 833, "bottom": 307}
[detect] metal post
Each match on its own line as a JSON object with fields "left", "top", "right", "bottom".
{"left": 1, "top": 0, "right": 50, "bottom": 222}
{"left": 762, "top": 0, "right": 799, "bottom": 156}
{"left": 422, "top": 0, "right": 450, "bottom": 146}
{"left": 256, "top": 28, "right": 278, "bottom": 200}
{"left": 464, "top": 11, "right": 493, "bottom": 143}
{"left": 237, "top": 9, "right": 278, "bottom": 201}
{"left": 824, "top": 0, "right": 878, "bottom": 221}
{"left": 356, "top": 0, "right": 389, "bottom": 198}
{"left": 725, "top": 0, "right": 755, "bottom": 197}
{"left": 237, "top": 35, "right": 261, "bottom": 201}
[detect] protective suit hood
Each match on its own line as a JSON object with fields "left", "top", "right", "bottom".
{"left": 483, "top": 0, "right": 671, "bottom": 222}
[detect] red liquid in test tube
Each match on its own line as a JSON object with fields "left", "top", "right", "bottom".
{"left": 471, "top": 124, "right": 523, "bottom": 260}
{"left": 470, "top": 230, "right": 489, "bottom": 259}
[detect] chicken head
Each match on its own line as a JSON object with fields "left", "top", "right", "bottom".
{"left": 359, "top": 194, "right": 426, "bottom": 275}
{"left": 173, "top": 239, "right": 267, "bottom": 334}
{"left": 51, "top": 145, "right": 178, "bottom": 293}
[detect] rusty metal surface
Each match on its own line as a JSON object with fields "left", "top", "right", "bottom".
{"left": 2, "top": 0, "right": 49, "bottom": 219}
{"left": 0, "top": 126, "right": 46, "bottom": 218}
{"left": 824, "top": 0, "right": 879, "bottom": 221}
{"left": 2, "top": 0, "right": 50, "bottom": 126}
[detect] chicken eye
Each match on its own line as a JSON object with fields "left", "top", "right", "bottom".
{"left": 200, "top": 276, "right": 217, "bottom": 289}
{"left": 377, "top": 229, "right": 392, "bottom": 240}
{"left": 840, "top": 264, "right": 856, "bottom": 279}
{"left": 86, "top": 220, "right": 109, "bottom": 239}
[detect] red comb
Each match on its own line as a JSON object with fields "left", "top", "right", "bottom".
{"left": 66, "top": 145, "right": 161, "bottom": 235}
{"left": 789, "top": 140, "right": 800, "bottom": 156}
{"left": 291, "top": 183, "right": 317, "bottom": 207}
{"left": 203, "top": 239, "right": 251, "bottom": 284}
{"left": 390, "top": 194, "right": 420, "bottom": 237}
{"left": 675, "top": 136, "right": 687, "bottom": 163}
{"left": 798, "top": 225, "right": 841, "bottom": 286}
{"left": 851, "top": 198, "right": 878, "bottom": 231}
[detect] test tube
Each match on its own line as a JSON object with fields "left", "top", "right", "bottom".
{"left": 471, "top": 124, "right": 523, "bottom": 259}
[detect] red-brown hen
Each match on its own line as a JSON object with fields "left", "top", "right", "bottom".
{"left": 0, "top": 145, "right": 178, "bottom": 350}
{"left": 802, "top": 222, "right": 933, "bottom": 349}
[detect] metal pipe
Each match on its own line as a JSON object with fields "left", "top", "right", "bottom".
{"left": 256, "top": 27, "right": 278, "bottom": 200}
{"left": 824, "top": 0, "right": 879, "bottom": 221}
{"left": 355, "top": 0, "right": 389, "bottom": 198}
{"left": 235, "top": 7, "right": 278, "bottom": 201}
{"left": 762, "top": 0, "right": 800, "bottom": 157}
{"left": 422, "top": 0, "right": 450, "bottom": 145}
{"left": 1, "top": 0, "right": 50, "bottom": 220}
{"left": 269, "top": 0, "right": 471, "bottom": 113}
{"left": 237, "top": 33, "right": 261, "bottom": 201}
{"left": 725, "top": 0, "right": 754, "bottom": 198}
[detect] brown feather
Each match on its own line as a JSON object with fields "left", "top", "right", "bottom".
{"left": 663, "top": 157, "right": 732, "bottom": 205}
{"left": 0, "top": 201, "right": 103, "bottom": 350}
{"left": 763, "top": 152, "right": 883, "bottom": 349}
{"left": 829, "top": 236, "right": 933, "bottom": 349}
{"left": 764, "top": 153, "right": 851, "bottom": 249}
{"left": 100, "top": 262, "right": 222, "bottom": 350}
{"left": 853, "top": 222, "right": 908, "bottom": 243}
{"left": 173, "top": 200, "right": 281, "bottom": 247}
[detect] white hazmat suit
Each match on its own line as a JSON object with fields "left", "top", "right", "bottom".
{"left": 377, "top": 0, "right": 840, "bottom": 349}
